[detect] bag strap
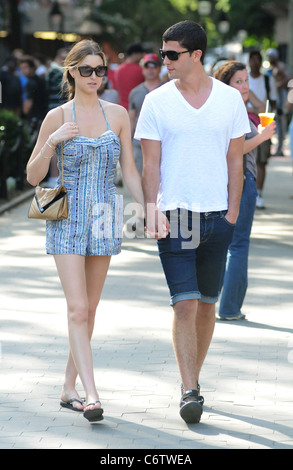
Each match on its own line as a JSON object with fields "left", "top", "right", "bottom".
{"left": 60, "top": 106, "right": 64, "bottom": 186}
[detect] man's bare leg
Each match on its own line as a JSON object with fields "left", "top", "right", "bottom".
{"left": 172, "top": 299, "right": 215, "bottom": 422}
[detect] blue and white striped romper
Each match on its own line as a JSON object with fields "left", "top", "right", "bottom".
{"left": 46, "top": 100, "right": 123, "bottom": 256}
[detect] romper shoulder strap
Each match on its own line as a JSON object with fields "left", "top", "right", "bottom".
{"left": 98, "top": 99, "right": 111, "bottom": 131}
{"left": 72, "top": 99, "right": 76, "bottom": 122}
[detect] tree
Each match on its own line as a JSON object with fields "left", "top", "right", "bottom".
{"left": 84, "top": 0, "right": 192, "bottom": 50}
{"left": 83, "top": 0, "right": 285, "bottom": 51}
{"left": 6, "top": 0, "right": 22, "bottom": 51}
{"left": 227, "top": 0, "right": 276, "bottom": 41}
{"left": 170, "top": 0, "right": 278, "bottom": 44}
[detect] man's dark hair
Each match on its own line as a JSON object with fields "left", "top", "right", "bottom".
{"left": 249, "top": 50, "right": 262, "bottom": 62}
{"left": 126, "top": 43, "right": 144, "bottom": 56}
{"left": 162, "top": 20, "right": 207, "bottom": 64}
{"left": 19, "top": 56, "right": 35, "bottom": 69}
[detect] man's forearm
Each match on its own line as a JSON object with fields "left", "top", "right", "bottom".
{"left": 227, "top": 158, "right": 243, "bottom": 222}
{"left": 226, "top": 136, "right": 245, "bottom": 224}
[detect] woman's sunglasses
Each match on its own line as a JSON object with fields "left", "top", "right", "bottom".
{"left": 77, "top": 65, "right": 108, "bottom": 77}
{"left": 159, "top": 49, "right": 193, "bottom": 61}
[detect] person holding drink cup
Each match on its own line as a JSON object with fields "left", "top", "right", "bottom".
{"left": 214, "top": 61, "right": 276, "bottom": 321}
{"left": 256, "top": 104, "right": 276, "bottom": 206}
{"left": 259, "top": 110, "right": 275, "bottom": 128}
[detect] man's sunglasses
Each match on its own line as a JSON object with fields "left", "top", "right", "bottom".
{"left": 77, "top": 65, "right": 108, "bottom": 77}
{"left": 159, "top": 49, "right": 193, "bottom": 61}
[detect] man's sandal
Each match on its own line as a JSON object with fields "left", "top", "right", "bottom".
{"left": 179, "top": 389, "right": 203, "bottom": 424}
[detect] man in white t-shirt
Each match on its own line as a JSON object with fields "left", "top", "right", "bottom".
{"left": 135, "top": 20, "right": 250, "bottom": 424}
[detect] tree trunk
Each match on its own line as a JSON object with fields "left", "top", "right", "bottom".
{"left": 8, "top": 0, "right": 23, "bottom": 51}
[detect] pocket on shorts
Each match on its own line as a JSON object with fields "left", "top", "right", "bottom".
{"left": 219, "top": 210, "right": 236, "bottom": 228}
{"left": 222, "top": 216, "right": 236, "bottom": 227}
{"left": 158, "top": 210, "right": 199, "bottom": 253}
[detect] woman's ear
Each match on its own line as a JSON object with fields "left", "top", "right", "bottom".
{"left": 68, "top": 67, "right": 75, "bottom": 79}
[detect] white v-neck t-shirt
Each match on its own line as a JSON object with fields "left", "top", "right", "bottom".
{"left": 134, "top": 78, "right": 250, "bottom": 212}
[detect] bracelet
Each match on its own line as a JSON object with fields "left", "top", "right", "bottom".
{"left": 40, "top": 147, "right": 52, "bottom": 160}
{"left": 46, "top": 135, "right": 56, "bottom": 149}
{"left": 45, "top": 140, "right": 55, "bottom": 150}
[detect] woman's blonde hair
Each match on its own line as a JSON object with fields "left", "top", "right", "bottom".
{"left": 61, "top": 39, "right": 106, "bottom": 100}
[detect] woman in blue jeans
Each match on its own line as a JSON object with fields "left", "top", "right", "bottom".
{"left": 214, "top": 62, "right": 276, "bottom": 320}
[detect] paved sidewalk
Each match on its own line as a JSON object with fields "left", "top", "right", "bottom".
{"left": 0, "top": 157, "right": 292, "bottom": 449}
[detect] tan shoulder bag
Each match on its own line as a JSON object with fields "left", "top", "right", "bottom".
{"left": 28, "top": 107, "right": 68, "bottom": 221}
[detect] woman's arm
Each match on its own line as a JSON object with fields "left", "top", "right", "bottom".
{"left": 141, "top": 138, "right": 169, "bottom": 239}
{"left": 244, "top": 121, "right": 276, "bottom": 155}
{"left": 118, "top": 107, "right": 144, "bottom": 205}
{"left": 26, "top": 106, "right": 78, "bottom": 186}
{"left": 128, "top": 108, "right": 137, "bottom": 138}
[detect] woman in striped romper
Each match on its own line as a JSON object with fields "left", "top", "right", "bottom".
{"left": 26, "top": 40, "right": 144, "bottom": 422}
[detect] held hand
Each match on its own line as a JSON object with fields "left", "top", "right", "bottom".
{"left": 258, "top": 121, "right": 276, "bottom": 141}
{"left": 145, "top": 204, "right": 170, "bottom": 239}
{"left": 50, "top": 122, "right": 79, "bottom": 146}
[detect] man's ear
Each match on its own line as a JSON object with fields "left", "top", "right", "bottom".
{"left": 192, "top": 50, "right": 203, "bottom": 63}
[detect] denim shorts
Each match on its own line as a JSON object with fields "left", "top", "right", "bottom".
{"left": 157, "top": 209, "right": 235, "bottom": 306}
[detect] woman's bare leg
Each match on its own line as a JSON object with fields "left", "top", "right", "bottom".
{"left": 54, "top": 254, "right": 111, "bottom": 410}
{"left": 82, "top": 255, "right": 111, "bottom": 411}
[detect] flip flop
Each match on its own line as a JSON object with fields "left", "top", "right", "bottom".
{"left": 60, "top": 398, "right": 85, "bottom": 412}
{"left": 83, "top": 401, "right": 104, "bottom": 422}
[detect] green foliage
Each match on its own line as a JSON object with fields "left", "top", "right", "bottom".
{"left": 215, "top": 0, "right": 230, "bottom": 13}
{"left": 0, "top": 110, "right": 29, "bottom": 177}
{"left": 88, "top": 0, "right": 194, "bottom": 50}
{"left": 169, "top": 0, "right": 198, "bottom": 13}
{"left": 227, "top": 0, "right": 276, "bottom": 40}
{"left": 0, "top": 110, "right": 21, "bottom": 148}
{"left": 85, "top": 0, "right": 286, "bottom": 51}
{"left": 243, "top": 35, "right": 278, "bottom": 51}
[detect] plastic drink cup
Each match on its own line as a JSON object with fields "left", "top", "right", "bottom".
{"left": 258, "top": 113, "right": 275, "bottom": 127}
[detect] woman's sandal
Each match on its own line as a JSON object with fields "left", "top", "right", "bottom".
{"left": 60, "top": 398, "right": 85, "bottom": 412}
{"left": 83, "top": 401, "right": 104, "bottom": 422}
